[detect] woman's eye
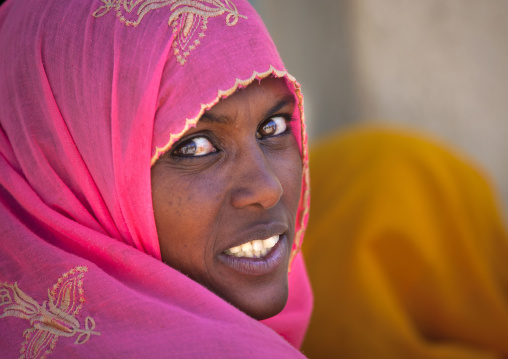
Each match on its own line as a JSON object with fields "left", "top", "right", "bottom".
{"left": 256, "top": 116, "right": 287, "bottom": 139}
{"left": 172, "top": 136, "right": 217, "bottom": 157}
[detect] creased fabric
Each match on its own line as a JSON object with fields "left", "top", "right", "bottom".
{"left": 302, "top": 126, "right": 508, "bottom": 359}
{"left": 0, "top": 0, "right": 311, "bottom": 357}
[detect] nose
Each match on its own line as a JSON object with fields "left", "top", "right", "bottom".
{"left": 230, "top": 147, "right": 283, "bottom": 210}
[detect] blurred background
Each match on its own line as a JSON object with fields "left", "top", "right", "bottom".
{"left": 249, "top": 0, "right": 508, "bottom": 224}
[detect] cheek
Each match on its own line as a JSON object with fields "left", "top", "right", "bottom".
{"left": 152, "top": 186, "right": 190, "bottom": 263}
{"left": 151, "top": 167, "right": 225, "bottom": 268}
{"left": 276, "top": 145, "right": 303, "bottom": 213}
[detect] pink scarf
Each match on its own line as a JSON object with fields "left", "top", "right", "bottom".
{"left": 0, "top": 0, "right": 311, "bottom": 357}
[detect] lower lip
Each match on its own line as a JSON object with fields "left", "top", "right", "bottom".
{"left": 217, "top": 234, "right": 289, "bottom": 276}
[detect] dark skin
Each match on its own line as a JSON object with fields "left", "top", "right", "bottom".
{"left": 151, "top": 77, "right": 302, "bottom": 320}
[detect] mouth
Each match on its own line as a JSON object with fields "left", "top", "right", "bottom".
{"left": 218, "top": 232, "right": 290, "bottom": 276}
{"left": 223, "top": 235, "right": 280, "bottom": 258}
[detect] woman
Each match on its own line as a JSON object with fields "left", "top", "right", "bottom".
{"left": 0, "top": 0, "right": 311, "bottom": 357}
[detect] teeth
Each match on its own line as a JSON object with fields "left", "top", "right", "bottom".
{"left": 224, "top": 235, "right": 280, "bottom": 258}
{"left": 265, "top": 236, "right": 277, "bottom": 248}
{"left": 252, "top": 240, "right": 263, "bottom": 251}
{"left": 229, "top": 246, "right": 241, "bottom": 254}
{"left": 241, "top": 242, "right": 253, "bottom": 252}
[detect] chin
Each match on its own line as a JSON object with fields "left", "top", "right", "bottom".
{"left": 219, "top": 276, "right": 290, "bottom": 321}
{"left": 245, "top": 293, "right": 288, "bottom": 320}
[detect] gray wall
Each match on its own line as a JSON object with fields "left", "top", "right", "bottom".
{"left": 252, "top": 0, "right": 508, "bottom": 223}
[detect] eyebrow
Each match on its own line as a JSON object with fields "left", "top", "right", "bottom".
{"left": 264, "top": 94, "right": 296, "bottom": 118}
{"left": 199, "top": 94, "right": 296, "bottom": 124}
{"left": 199, "top": 113, "right": 228, "bottom": 124}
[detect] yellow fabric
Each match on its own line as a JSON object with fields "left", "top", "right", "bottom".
{"left": 301, "top": 126, "right": 508, "bottom": 359}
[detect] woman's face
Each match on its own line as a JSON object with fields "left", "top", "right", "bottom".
{"left": 151, "top": 77, "right": 302, "bottom": 320}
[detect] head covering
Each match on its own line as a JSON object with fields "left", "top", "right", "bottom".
{"left": 302, "top": 126, "right": 508, "bottom": 358}
{"left": 0, "top": 0, "right": 311, "bottom": 357}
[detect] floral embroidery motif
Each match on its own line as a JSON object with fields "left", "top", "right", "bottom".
{"left": 92, "top": 0, "right": 247, "bottom": 65}
{"left": 0, "top": 266, "right": 100, "bottom": 359}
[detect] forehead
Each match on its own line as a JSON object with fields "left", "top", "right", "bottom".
{"left": 205, "top": 77, "right": 294, "bottom": 117}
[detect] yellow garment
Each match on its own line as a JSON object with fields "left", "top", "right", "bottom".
{"left": 301, "top": 126, "right": 508, "bottom": 359}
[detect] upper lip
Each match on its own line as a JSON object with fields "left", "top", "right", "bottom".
{"left": 220, "top": 222, "right": 289, "bottom": 253}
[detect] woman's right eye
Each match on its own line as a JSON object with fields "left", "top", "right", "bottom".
{"left": 172, "top": 136, "right": 217, "bottom": 157}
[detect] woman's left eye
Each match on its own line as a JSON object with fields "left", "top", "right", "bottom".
{"left": 172, "top": 136, "right": 217, "bottom": 157}
{"left": 256, "top": 116, "right": 288, "bottom": 139}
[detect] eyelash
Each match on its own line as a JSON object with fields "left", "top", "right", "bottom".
{"left": 258, "top": 114, "right": 297, "bottom": 144}
{"left": 170, "top": 115, "right": 295, "bottom": 159}
{"left": 170, "top": 132, "right": 218, "bottom": 160}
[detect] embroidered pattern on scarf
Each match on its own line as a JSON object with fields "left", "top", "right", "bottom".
{"left": 92, "top": 0, "right": 247, "bottom": 65}
{"left": 0, "top": 266, "right": 100, "bottom": 359}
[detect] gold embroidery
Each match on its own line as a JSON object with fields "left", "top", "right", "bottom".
{"left": 0, "top": 266, "right": 100, "bottom": 359}
{"left": 288, "top": 82, "right": 309, "bottom": 271}
{"left": 92, "top": 0, "right": 247, "bottom": 65}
